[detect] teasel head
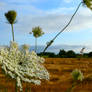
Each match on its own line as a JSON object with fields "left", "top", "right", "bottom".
{"left": 83, "top": 0, "right": 92, "bottom": 10}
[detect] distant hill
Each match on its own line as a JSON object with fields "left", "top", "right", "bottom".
{"left": 0, "top": 45, "right": 8, "bottom": 49}
{"left": 29, "top": 44, "right": 89, "bottom": 54}
{"left": 0, "top": 44, "right": 91, "bottom": 54}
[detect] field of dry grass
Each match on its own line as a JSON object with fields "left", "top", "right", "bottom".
{"left": 0, "top": 58, "right": 92, "bottom": 92}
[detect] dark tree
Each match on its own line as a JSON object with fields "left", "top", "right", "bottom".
{"left": 58, "top": 49, "right": 66, "bottom": 58}
{"left": 88, "top": 52, "right": 92, "bottom": 57}
{"left": 66, "top": 50, "right": 76, "bottom": 58}
{"left": 38, "top": 52, "right": 56, "bottom": 58}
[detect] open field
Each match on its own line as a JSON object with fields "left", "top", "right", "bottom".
{"left": 0, "top": 58, "right": 92, "bottom": 92}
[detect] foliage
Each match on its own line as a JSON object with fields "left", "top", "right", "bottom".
{"left": 39, "top": 50, "right": 76, "bottom": 58}
{"left": 38, "top": 52, "right": 56, "bottom": 58}
{"left": 0, "top": 42, "right": 49, "bottom": 91}
{"left": 58, "top": 49, "right": 66, "bottom": 58}
{"left": 88, "top": 52, "right": 92, "bottom": 57}
{"left": 39, "top": 49, "right": 92, "bottom": 58}
{"left": 66, "top": 50, "right": 76, "bottom": 58}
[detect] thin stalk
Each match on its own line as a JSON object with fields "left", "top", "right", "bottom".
{"left": 65, "top": 82, "right": 76, "bottom": 92}
{"left": 25, "top": 88, "right": 28, "bottom": 92}
{"left": 11, "top": 24, "right": 15, "bottom": 41}
{"left": 25, "top": 88, "right": 31, "bottom": 92}
{"left": 43, "top": 2, "right": 83, "bottom": 53}
{"left": 29, "top": 88, "right": 31, "bottom": 92}
{"left": 15, "top": 81, "right": 18, "bottom": 92}
{"left": 35, "top": 38, "right": 37, "bottom": 52}
{"left": 4, "top": 88, "right": 7, "bottom": 92}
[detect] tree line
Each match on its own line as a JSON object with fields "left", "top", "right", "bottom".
{"left": 38, "top": 49, "right": 92, "bottom": 58}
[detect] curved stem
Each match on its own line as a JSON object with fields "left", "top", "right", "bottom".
{"left": 11, "top": 24, "right": 15, "bottom": 41}
{"left": 43, "top": 2, "right": 83, "bottom": 53}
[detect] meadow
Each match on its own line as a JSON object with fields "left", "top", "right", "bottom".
{"left": 0, "top": 58, "right": 92, "bottom": 92}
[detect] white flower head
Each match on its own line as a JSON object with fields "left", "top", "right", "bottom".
{"left": 0, "top": 42, "right": 49, "bottom": 91}
{"left": 22, "top": 44, "right": 29, "bottom": 51}
{"left": 10, "top": 41, "right": 18, "bottom": 49}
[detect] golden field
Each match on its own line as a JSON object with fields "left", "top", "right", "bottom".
{"left": 0, "top": 58, "right": 92, "bottom": 92}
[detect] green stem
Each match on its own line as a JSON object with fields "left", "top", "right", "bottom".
{"left": 25, "top": 88, "right": 31, "bottom": 92}
{"left": 15, "top": 81, "right": 17, "bottom": 92}
{"left": 35, "top": 38, "right": 37, "bottom": 52}
{"left": 43, "top": 2, "right": 83, "bottom": 53}
{"left": 25, "top": 88, "right": 28, "bottom": 92}
{"left": 29, "top": 88, "right": 31, "bottom": 92}
{"left": 11, "top": 24, "right": 15, "bottom": 41}
{"left": 65, "top": 82, "right": 76, "bottom": 92}
{"left": 4, "top": 88, "right": 7, "bottom": 92}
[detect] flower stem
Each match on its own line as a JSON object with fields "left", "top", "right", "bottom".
{"left": 11, "top": 24, "right": 15, "bottom": 42}
{"left": 15, "top": 81, "right": 18, "bottom": 92}
{"left": 35, "top": 38, "right": 37, "bottom": 52}
{"left": 43, "top": 2, "right": 83, "bottom": 53}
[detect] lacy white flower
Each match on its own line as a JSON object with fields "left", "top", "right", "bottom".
{"left": 0, "top": 41, "right": 49, "bottom": 91}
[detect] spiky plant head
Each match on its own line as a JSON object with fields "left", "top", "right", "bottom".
{"left": 5, "top": 10, "right": 17, "bottom": 24}
{"left": 83, "top": 0, "right": 92, "bottom": 10}
{"left": 22, "top": 44, "right": 29, "bottom": 51}
{"left": 32, "top": 26, "right": 44, "bottom": 38}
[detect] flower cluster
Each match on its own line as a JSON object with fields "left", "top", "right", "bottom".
{"left": 0, "top": 42, "right": 49, "bottom": 91}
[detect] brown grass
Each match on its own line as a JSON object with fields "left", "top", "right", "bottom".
{"left": 0, "top": 58, "right": 92, "bottom": 92}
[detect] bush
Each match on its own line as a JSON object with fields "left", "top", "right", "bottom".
{"left": 66, "top": 50, "right": 76, "bottom": 58}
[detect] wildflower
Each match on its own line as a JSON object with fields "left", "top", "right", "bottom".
{"left": 0, "top": 42, "right": 49, "bottom": 91}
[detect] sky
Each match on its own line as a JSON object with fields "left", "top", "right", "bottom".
{"left": 0, "top": 0, "right": 92, "bottom": 53}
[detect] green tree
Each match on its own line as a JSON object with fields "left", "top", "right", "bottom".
{"left": 88, "top": 52, "right": 92, "bottom": 57}
{"left": 58, "top": 49, "right": 66, "bottom": 58}
{"left": 5, "top": 10, "right": 17, "bottom": 41}
{"left": 66, "top": 50, "right": 76, "bottom": 58}
{"left": 29, "top": 26, "right": 44, "bottom": 52}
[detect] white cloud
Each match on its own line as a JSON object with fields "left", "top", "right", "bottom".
{"left": 46, "top": 7, "right": 74, "bottom": 15}
{"left": 14, "top": 7, "right": 92, "bottom": 34}
{"left": 1, "top": 0, "right": 92, "bottom": 34}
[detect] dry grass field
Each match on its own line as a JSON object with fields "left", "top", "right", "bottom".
{"left": 0, "top": 58, "right": 92, "bottom": 92}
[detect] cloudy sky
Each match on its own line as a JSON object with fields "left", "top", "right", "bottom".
{"left": 0, "top": 0, "right": 92, "bottom": 53}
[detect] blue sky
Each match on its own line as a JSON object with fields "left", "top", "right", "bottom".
{"left": 0, "top": 0, "right": 92, "bottom": 53}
